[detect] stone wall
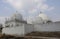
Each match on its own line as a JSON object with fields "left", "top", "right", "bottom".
{"left": 24, "top": 24, "right": 34, "bottom": 34}
{"left": 34, "top": 22, "right": 60, "bottom": 32}
{"left": 2, "top": 24, "right": 25, "bottom": 36}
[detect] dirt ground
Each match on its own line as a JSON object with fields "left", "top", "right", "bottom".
{"left": 0, "top": 32, "right": 60, "bottom": 39}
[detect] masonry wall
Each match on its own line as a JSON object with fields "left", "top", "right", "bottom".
{"left": 2, "top": 24, "right": 34, "bottom": 36}
{"left": 34, "top": 22, "right": 60, "bottom": 32}
{"left": 2, "top": 24, "right": 25, "bottom": 36}
{"left": 24, "top": 24, "right": 34, "bottom": 34}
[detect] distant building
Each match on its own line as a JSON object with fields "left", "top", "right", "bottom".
{"left": 2, "top": 12, "right": 60, "bottom": 36}
{"left": 31, "top": 12, "right": 51, "bottom": 24}
{"left": 2, "top": 13, "right": 34, "bottom": 36}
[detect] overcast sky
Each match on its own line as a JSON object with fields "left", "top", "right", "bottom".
{"left": 0, "top": 0, "right": 60, "bottom": 23}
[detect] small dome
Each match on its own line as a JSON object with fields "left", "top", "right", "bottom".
{"left": 11, "top": 13, "right": 23, "bottom": 21}
{"left": 32, "top": 16, "right": 43, "bottom": 24}
{"left": 39, "top": 13, "right": 49, "bottom": 21}
{"left": 31, "top": 12, "right": 50, "bottom": 24}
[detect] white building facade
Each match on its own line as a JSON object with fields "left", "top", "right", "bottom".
{"left": 2, "top": 13, "right": 60, "bottom": 36}
{"left": 2, "top": 13, "right": 34, "bottom": 36}
{"left": 34, "top": 22, "right": 60, "bottom": 32}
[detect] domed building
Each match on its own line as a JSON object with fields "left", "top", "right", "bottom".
{"left": 2, "top": 12, "right": 60, "bottom": 36}
{"left": 11, "top": 13, "right": 23, "bottom": 21}
{"left": 2, "top": 13, "right": 34, "bottom": 36}
{"left": 5, "top": 13, "right": 27, "bottom": 27}
{"left": 32, "top": 16, "right": 43, "bottom": 24}
{"left": 32, "top": 12, "right": 51, "bottom": 24}
{"left": 39, "top": 12, "right": 50, "bottom": 23}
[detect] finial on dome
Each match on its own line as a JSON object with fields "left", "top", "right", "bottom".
{"left": 40, "top": 11, "right": 42, "bottom": 14}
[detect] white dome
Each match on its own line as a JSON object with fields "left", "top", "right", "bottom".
{"left": 39, "top": 13, "right": 49, "bottom": 21}
{"left": 31, "top": 13, "right": 50, "bottom": 24}
{"left": 11, "top": 13, "right": 23, "bottom": 21}
{"left": 32, "top": 16, "right": 43, "bottom": 24}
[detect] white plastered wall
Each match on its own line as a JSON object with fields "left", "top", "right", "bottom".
{"left": 2, "top": 24, "right": 25, "bottom": 36}
{"left": 34, "top": 22, "right": 60, "bottom": 32}
{"left": 24, "top": 24, "right": 34, "bottom": 34}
